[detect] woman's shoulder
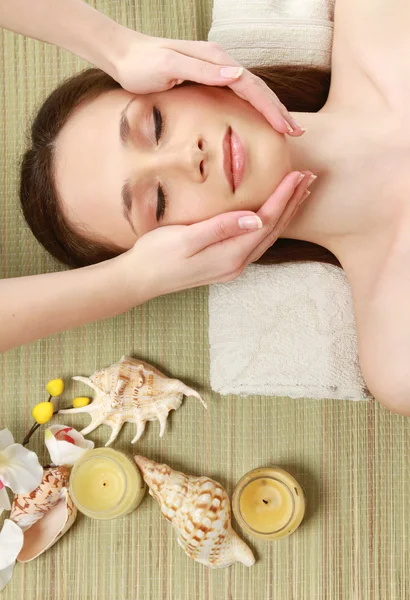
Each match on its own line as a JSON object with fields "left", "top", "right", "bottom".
{"left": 347, "top": 227, "right": 410, "bottom": 414}
{"left": 327, "top": 0, "right": 410, "bottom": 112}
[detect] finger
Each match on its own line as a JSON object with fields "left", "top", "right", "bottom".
{"left": 184, "top": 210, "right": 263, "bottom": 256}
{"left": 228, "top": 72, "right": 306, "bottom": 136}
{"left": 166, "top": 51, "right": 245, "bottom": 86}
{"left": 246, "top": 176, "right": 312, "bottom": 263}
{"left": 163, "top": 39, "right": 240, "bottom": 67}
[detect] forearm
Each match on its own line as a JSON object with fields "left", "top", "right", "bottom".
{"left": 0, "top": 0, "right": 133, "bottom": 78}
{"left": 0, "top": 255, "right": 145, "bottom": 352}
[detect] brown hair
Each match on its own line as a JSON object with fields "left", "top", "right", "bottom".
{"left": 20, "top": 65, "right": 339, "bottom": 268}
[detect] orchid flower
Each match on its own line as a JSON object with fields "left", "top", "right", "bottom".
{"left": 0, "top": 519, "right": 24, "bottom": 591}
{"left": 0, "top": 429, "right": 43, "bottom": 517}
{"left": 45, "top": 424, "right": 94, "bottom": 466}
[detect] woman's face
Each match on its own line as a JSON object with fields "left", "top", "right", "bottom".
{"left": 55, "top": 84, "right": 291, "bottom": 250}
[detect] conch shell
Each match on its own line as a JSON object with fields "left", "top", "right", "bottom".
{"left": 10, "top": 466, "right": 77, "bottom": 563}
{"left": 134, "top": 456, "right": 255, "bottom": 569}
{"left": 60, "top": 356, "right": 206, "bottom": 446}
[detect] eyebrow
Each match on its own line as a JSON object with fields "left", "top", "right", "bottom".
{"left": 120, "top": 98, "right": 138, "bottom": 234}
{"left": 121, "top": 180, "right": 136, "bottom": 234}
{"left": 119, "top": 97, "right": 136, "bottom": 144}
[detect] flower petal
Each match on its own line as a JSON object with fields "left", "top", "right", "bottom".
{"left": 0, "top": 519, "right": 24, "bottom": 570}
{"left": 0, "top": 484, "right": 11, "bottom": 513}
{"left": 0, "top": 564, "right": 15, "bottom": 593}
{"left": 0, "top": 444, "right": 43, "bottom": 494}
{"left": 0, "top": 429, "right": 14, "bottom": 451}
{"left": 45, "top": 425, "right": 94, "bottom": 466}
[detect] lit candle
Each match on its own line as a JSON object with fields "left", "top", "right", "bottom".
{"left": 69, "top": 448, "right": 145, "bottom": 519}
{"left": 232, "top": 467, "right": 305, "bottom": 540}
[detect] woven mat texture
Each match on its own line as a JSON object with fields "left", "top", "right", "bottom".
{"left": 1, "top": 1, "right": 409, "bottom": 599}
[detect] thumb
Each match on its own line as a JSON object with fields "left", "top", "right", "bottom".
{"left": 185, "top": 211, "right": 262, "bottom": 255}
{"left": 170, "top": 53, "right": 244, "bottom": 86}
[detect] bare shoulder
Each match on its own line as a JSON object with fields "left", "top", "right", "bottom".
{"left": 351, "top": 228, "right": 410, "bottom": 415}
{"left": 327, "top": 0, "right": 410, "bottom": 111}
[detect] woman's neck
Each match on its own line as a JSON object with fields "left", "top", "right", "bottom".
{"left": 280, "top": 108, "right": 361, "bottom": 258}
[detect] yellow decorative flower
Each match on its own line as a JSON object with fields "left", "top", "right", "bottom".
{"left": 32, "top": 402, "right": 55, "bottom": 425}
{"left": 46, "top": 379, "right": 64, "bottom": 397}
{"left": 72, "top": 397, "right": 90, "bottom": 409}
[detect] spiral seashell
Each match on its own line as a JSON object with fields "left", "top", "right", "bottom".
{"left": 134, "top": 456, "right": 255, "bottom": 569}
{"left": 10, "top": 466, "right": 70, "bottom": 530}
{"left": 9, "top": 466, "right": 77, "bottom": 563}
{"left": 59, "top": 356, "right": 206, "bottom": 446}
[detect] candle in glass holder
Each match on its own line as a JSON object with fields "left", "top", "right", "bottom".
{"left": 232, "top": 467, "right": 305, "bottom": 540}
{"left": 69, "top": 448, "right": 145, "bottom": 519}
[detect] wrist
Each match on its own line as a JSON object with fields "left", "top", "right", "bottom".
{"left": 99, "top": 25, "right": 146, "bottom": 83}
{"left": 110, "top": 248, "right": 155, "bottom": 308}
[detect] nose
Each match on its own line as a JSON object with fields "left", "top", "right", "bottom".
{"left": 161, "top": 136, "right": 207, "bottom": 181}
{"left": 135, "top": 136, "right": 208, "bottom": 183}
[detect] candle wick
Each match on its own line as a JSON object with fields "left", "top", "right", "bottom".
{"left": 262, "top": 499, "right": 268, "bottom": 505}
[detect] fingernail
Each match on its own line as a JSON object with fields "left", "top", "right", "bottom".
{"left": 284, "top": 120, "right": 294, "bottom": 134}
{"left": 297, "top": 173, "right": 305, "bottom": 185}
{"left": 220, "top": 66, "right": 244, "bottom": 79}
{"left": 289, "top": 117, "right": 304, "bottom": 131}
{"left": 238, "top": 215, "right": 263, "bottom": 230}
{"left": 307, "top": 174, "right": 317, "bottom": 188}
{"left": 300, "top": 190, "right": 311, "bottom": 204}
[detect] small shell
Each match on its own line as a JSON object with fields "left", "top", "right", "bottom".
{"left": 134, "top": 456, "right": 255, "bottom": 569}
{"left": 16, "top": 488, "right": 77, "bottom": 563}
{"left": 10, "top": 466, "right": 70, "bottom": 530}
{"left": 10, "top": 467, "right": 77, "bottom": 563}
{"left": 60, "top": 356, "right": 207, "bottom": 446}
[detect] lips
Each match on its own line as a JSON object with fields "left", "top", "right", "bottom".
{"left": 223, "top": 127, "right": 246, "bottom": 192}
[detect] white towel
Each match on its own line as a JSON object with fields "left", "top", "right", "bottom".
{"left": 207, "top": 0, "right": 369, "bottom": 400}
{"left": 208, "top": 0, "right": 335, "bottom": 70}
{"left": 209, "top": 265, "right": 370, "bottom": 400}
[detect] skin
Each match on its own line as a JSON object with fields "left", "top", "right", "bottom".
{"left": 54, "top": 85, "right": 291, "bottom": 250}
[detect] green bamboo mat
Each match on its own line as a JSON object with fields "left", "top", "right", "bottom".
{"left": 1, "top": 1, "right": 409, "bottom": 599}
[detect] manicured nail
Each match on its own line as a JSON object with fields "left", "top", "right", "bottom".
{"left": 300, "top": 190, "right": 311, "bottom": 204}
{"left": 220, "top": 66, "right": 244, "bottom": 79}
{"left": 284, "top": 120, "right": 294, "bottom": 134}
{"left": 238, "top": 215, "right": 263, "bottom": 230}
{"left": 296, "top": 173, "right": 305, "bottom": 185}
{"left": 289, "top": 117, "right": 304, "bottom": 131}
{"left": 307, "top": 174, "right": 317, "bottom": 188}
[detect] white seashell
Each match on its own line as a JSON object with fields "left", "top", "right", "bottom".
{"left": 59, "top": 356, "right": 207, "bottom": 446}
{"left": 10, "top": 467, "right": 77, "bottom": 563}
{"left": 134, "top": 456, "right": 255, "bottom": 569}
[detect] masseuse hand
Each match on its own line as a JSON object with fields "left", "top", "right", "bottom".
{"left": 120, "top": 171, "right": 314, "bottom": 302}
{"left": 113, "top": 31, "right": 305, "bottom": 136}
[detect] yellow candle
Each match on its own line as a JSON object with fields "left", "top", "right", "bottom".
{"left": 69, "top": 448, "right": 145, "bottom": 519}
{"left": 232, "top": 467, "right": 305, "bottom": 540}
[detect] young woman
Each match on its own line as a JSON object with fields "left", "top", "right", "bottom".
{"left": 1, "top": 0, "right": 306, "bottom": 353}
{"left": 20, "top": 0, "right": 410, "bottom": 416}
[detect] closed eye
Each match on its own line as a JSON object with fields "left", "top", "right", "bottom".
{"left": 153, "top": 106, "right": 164, "bottom": 143}
{"left": 156, "top": 184, "right": 167, "bottom": 221}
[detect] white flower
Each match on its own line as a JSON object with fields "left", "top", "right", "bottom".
{"left": 45, "top": 425, "right": 94, "bottom": 466}
{"left": 0, "top": 519, "right": 24, "bottom": 591}
{"left": 0, "top": 429, "right": 43, "bottom": 517}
